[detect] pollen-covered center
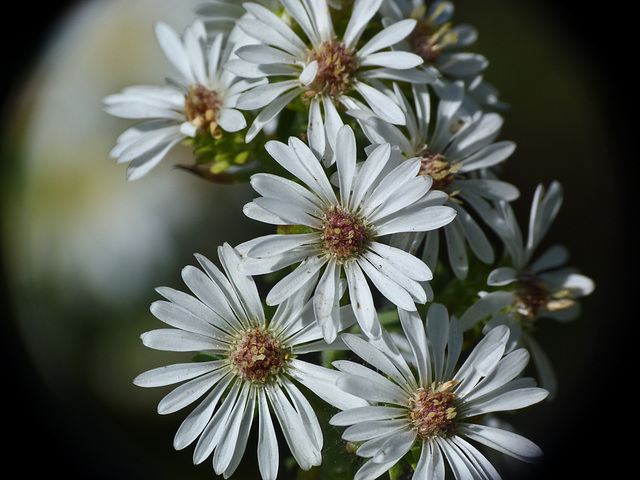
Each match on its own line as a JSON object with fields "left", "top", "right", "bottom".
{"left": 417, "top": 147, "right": 460, "bottom": 191}
{"left": 322, "top": 206, "right": 370, "bottom": 259}
{"left": 230, "top": 328, "right": 286, "bottom": 383}
{"left": 306, "top": 41, "right": 358, "bottom": 97}
{"left": 409, "top": 381, "right": 458, "bottom": 439}
{"left": 409, "top": 17, "right": 458, "bottom": 65}
{"left": 185, "top": 84, "right": 223, "bottom": 138}
{"left": 515, "top": 271, "right": 575, "bottom": 322}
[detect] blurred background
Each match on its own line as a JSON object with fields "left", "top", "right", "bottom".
{"left": 1, "top": 0, "right": 633, "bottom": 478}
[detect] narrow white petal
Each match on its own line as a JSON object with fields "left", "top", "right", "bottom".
{"left": 334, "top": 365, "right": 409, "bottom": 406}
{"left": 266, "top": 254, "right": 326, "bottom": 305}
{"left": 360, "top": 51, "right": 423, "bottom": 69}
{"left": 289, "top": 359, "right": 369, "bottom": 410}
{"left": 343, "top": 0, "right": 383, "bottom": 48}
{"left": 358, "top": 19, "right": 417, "bottom": 57}
{"left": 173, "top": 373, "right": 234, "bottom": 450}
{"left": 154, "top": 22, "right": 195, "bottom": 84}
{"left": 345, "top": 263, "right": 381, "bottom": 339}
{"left": 267, "top": 386, "right": 321, "bottom": 470}
{"left": 247, "top": 233, "right": 320, "bottom": 258}
{"left": 458, "top": 423, "right": 543, "bottom": 462}
{"left": 374, "top": 205, "right": 457, "bottom": 236}
{"left": 371, "top": 428, "right": 417, "bottom": 464}
{"left": 192, "top": 380, "right": 241, "bottom": 464}
{"left": 357, "top": 256, "right": 418, "bottom": 310}
{"left": 213, "top": 383, "right": 254, "bottom": 475}
{"left": 336, "top": 124, "right": 358, "bottom": 206}
{"left": 133, "top": 361, "right": 222, "bottom": 388}
{"left": 157, "top": 368, "right": 226, "bottom": 415}
{"left": 354, "top": 82, "right": 405, "bottom": 125}
{"left": 398, "top": 309, "right": 430, "bottom": 386}
{"left": 369, "top": 241, "right": 433, "bottom": 281}
{"left": 330, "top": 406, "right": 406, "bottom": 426}
{"left": 342, "top": 418, "right": 408, "bottom": 442}
{"left": 257, "top": 389, "right": 279, "bottom": 480}
{"left": 343, "top": 333, "right": 414, "bottom": 388}
{"left": 236, "top": 80, "right": 299, "bottom": 110}
{"left": 216, "top": 107, "right": 246, "bottom": 132}
{"left": 140, "top": 329, "right": 215, "bottom": 352}
{"left": 457, "top": 290, "right": 515, "bottom": 331}
{"left": 313, "top": 259, "right": 342, "bottom": 343}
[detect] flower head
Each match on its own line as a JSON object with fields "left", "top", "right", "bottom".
{"left": 133, "top": 243, "right": 366, "bottom": 480}
{"left": 104, "top": 20, "right": 258, "bottom": 180}
{"left": 237, "top": 124, "right": 456, "bottom": 342}
{"left": 330, "top": 303, "right": 548, "bottom": 480}
{"left": 354, "top": 81, "right": 518, "bottom": 279}
{"left": 225, "top": 0, "right": 434, "bottom": 155}
{"left": 380, "top": 0, "right": 507, "bottom": 113}
{"left": 459, "top": 182, "right": 595, "bottom": 396}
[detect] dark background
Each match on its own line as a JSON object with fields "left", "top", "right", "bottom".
{"left": 1, "top": 1, "right": 634, "bottom": 478}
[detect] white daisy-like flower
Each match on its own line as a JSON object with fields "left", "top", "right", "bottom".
{"left": 354, "top": 81, "right": 518, "bottom": 279}
{"left": 330, "top": 303, "right": 548, "bottom": 480}
{"left": 225, "top": 0, "right": 435, "bottom": 152}
{"left": 236, "top": 124, "right": 456, "bottom": 342}
{"left": 380, "top": 0, "right": 506, "bottom": 113}
{"left": 459, "top": 181, "right": 595, "bottom": 396}
{"left": 104, "top": 20, "right": 259, "bottom": 180}
{"left": 133, "top": 243, "right": 367, "bottom": 480}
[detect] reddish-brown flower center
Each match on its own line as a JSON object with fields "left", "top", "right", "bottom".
{"left": 306, "top": 41, "right": 358, "bottom": 97}
{"left": 409, "top": 381, "right": 458, "bottom": 439}
{"left": 230, "top": 328, "right": 286, "bottom": 383}
{"left": 409, "top": 18, "right": 457, "bottom": 65}
{"left": 185, "top": 84, "right": 223, "bottom": 137}
{"left": 322, "top": 206, "right": 369, "bottom": 259}
{"left": 417, "top": 148, "right": 459, "bottom": 191}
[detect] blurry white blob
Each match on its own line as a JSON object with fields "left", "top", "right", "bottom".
{"left": 4, "top": 0, "right": 245, "bottom": 307}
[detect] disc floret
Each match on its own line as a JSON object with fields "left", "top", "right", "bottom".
{"left": 322, "top": 206, "right": 371, "bottom": 261}
{"left": 230, "top": 327, "right": 288, "bottom": 383}
{"left": 185, "top": 84, "right": 224, "bottom": 138}
{"left": 409, "top": 381, "right": 458, "bottom": 439}
{"left": 306, "top": 41, "right": 358, "bottom": 98}
{"left": 417, "top": 147, "right": 461, "bottom": 191}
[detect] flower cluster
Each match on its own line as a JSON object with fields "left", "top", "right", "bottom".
{"left": 107, "top": 1, "right": 595, "bottom": 479}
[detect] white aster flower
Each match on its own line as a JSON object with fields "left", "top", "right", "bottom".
{"left": 226, "top": 0, "right": 435, "bottom": 151}
{"left": 331, "top": 303, "right": 548, "bottom": 480}
{"left": 104, "top": 20, "right": 258, "bottom": 180}
{"left": 133, "top": 243, "right": 366, "bottom": 480}
{"left": 237, "top": 124, "right": 456, "bottom": 342}
{"left": 354, "top": 81, "right": 518, "bottom": 279}
{"left": 380, "top": 0, "right": 506, "bottom": 113}
{"left": 460, "top": 181, "right": 595, "bottom": 396}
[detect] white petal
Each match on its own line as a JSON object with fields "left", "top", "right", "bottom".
{"left": 216, "top": 107, "right": 246, "bottom": 132}
{"left": 133, "top": 361, "right": 222, "bottom": 388}
{"left": 313, "top": 259, "right": 342, "bottom": 343}
{"left": 360, "top": 51, "right": 423, "bottom": 69}
{"left": 345, "top": 263, "right": 381, "bottom": 339}
{"left": 257, "top": 389, "right": 279, "bottom": 480}
{"left": 358, "top": 19, "right": 417, "bottom": 57}
{"left": 374, "top": 205, "right": 457, "bottom": 236}
{"left": 354, "top": 82, "right": 405, "bottom": 125}
{"left": 173, "top": 373, "right": 234, "bottom": 450}
{"left": 330, "top": 405, "right": 406, "bottom": 426}
{"left": 154, "top": 22, "right": 195, "bottom": 84}
{"left": 266, "top": 254, "right": 326, "bottom": 305}
{"left": 343, "top": 0, "right": 383, "bottom": 48}
{"left": 457, "top": 423, "right": 543, "bottom": 461}
{"left": 236, "top": 80, "right": 299, "bottom": 110}
{"left": 140, "top": 329, "right": 215, "bottom": 352}
{"left": 247, "top": 233, "right": 320, "bottom": 258}
{"left": 334, "top": 363, "right": 408, "bottom": 406}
